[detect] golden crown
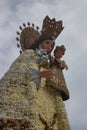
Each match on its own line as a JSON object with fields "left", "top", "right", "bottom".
{"left": 16, "top": 23, "right": 40, "bottom": 53}
{"left": 16, "top": 15, "right": 64, "bottom": 53}
{"left": 41, "top": 15, "right": 64, "bottom": 39}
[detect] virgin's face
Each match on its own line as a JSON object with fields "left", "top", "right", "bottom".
{"left": 40, "top": 40, "right": 55, "bottom": 54}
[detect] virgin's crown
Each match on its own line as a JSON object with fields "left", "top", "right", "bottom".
{"left": 16, "top": 15, "right": 64, "bottom": 53}
{"left": 41, "top": 15, "right": 64, "bottom": 40}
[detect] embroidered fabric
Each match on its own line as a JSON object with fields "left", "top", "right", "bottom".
{"left": 35, "top": 46, "right": 51, "bottom": 69}
{"left": 29, "top": 46, "right": 50, "bottom": 90}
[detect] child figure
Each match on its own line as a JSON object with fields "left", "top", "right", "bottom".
{"left": 46, "top": 45, "right": 69, "bottom": 101}
{"left": 46, "top": 45, "right": 71, "bottom": 130}
{"left": 53, "top": 45, "right": 68, "bottom": 70}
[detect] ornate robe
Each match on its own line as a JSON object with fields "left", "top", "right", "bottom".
{"left": 0, "top": 50, "right": 71, "bottom": 130}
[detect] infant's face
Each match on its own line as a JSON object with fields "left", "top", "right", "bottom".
{"left": 54, "top": 51, "right": 63, "bottom": 59}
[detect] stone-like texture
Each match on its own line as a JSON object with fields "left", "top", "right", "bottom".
{"left": 0, "top": 50, "right": 71, "bottom": 130}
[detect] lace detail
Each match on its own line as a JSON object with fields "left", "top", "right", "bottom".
{"left": 35, "top": 47, "right": 50, "bottom": 69}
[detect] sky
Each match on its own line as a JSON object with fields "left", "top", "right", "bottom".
{"left": 0, "top": 0, "right": 87, "bottom": 129}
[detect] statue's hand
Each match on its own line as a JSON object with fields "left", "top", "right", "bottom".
{"left": 59, "top": 60, "right": 68, "bottom": 70}
{"left": 40, "top": 70, "right": 56, "bottom": 78}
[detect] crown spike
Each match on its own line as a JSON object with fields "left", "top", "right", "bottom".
{"left": 16, "top": 31, "right": 20, "bottom": 35}
{"left": 17, "top": 43, "right": 20, "bottom": 48}
{"left": 20, "top": 50, "right": 22, "bottom": 54}
{"left": 32, "top": 23, "right": 34, "bottom": 27}
{"left": 23, "top": 23, "right": 26, "bottom": 27}
{"left": 27, "top": 22, "right": 30, "bottom": 26}
{"left": 16, "top": 37, "right": 20, "bottom": 41}
{"left": 19, "top": 26, "right": 22, "bottom": 30}
{"left": 36, "top": 26, "right": 39, "bottom": 30}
